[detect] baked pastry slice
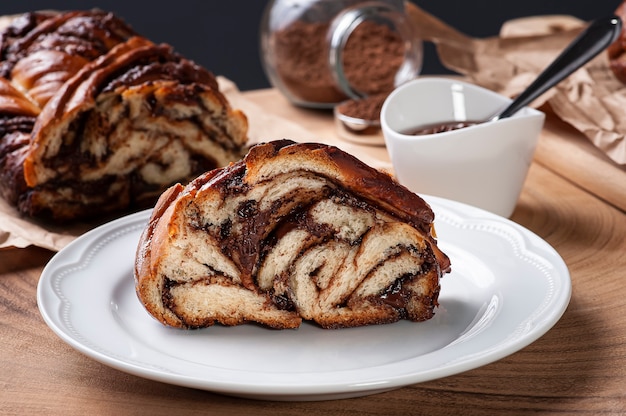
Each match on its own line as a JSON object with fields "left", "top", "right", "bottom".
{"left": 135, "top": 140, "right": 451, "bottom": 329}
{"left": 0, "top": 10, "right": 248, "bottom": 221}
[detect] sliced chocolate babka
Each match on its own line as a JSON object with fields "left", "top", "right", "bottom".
{"left": 135, "top": 140, "right": 451, "bottom": 329}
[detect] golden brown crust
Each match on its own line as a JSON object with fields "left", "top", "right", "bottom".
{"left": 0, "top": 10, "right": 137, "bottom": 101}
{"left": 135, "top": 183, "right": 187, "bottom": 327}
{"left": 135, "top": 140, "right": 450, "bottom": 330}
{"left": 0, "top": 78, "right": 39, "bottom": 116}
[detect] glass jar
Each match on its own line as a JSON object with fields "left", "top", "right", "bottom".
{"left": 260, "top": 0, "right": 423, "bottom": 108}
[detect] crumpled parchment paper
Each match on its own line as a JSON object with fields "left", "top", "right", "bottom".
{"left": 407, "top": 3, "right": 626, "bottom": 165}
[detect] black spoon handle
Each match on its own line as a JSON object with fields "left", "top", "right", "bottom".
{"left": 493, "top": 15, "right": 622, "bottom": 121}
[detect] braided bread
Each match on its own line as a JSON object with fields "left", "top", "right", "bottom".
{"left": 135, "top": 140, "right": 451, "bottom": 329}
{"left": 0, "top": 10, "right": 247, "bottom": 221}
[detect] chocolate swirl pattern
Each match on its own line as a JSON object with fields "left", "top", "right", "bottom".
{"left": 135, "top": 140, "right": 451, "bottom": 329}
{"left": 0, "top": 10, "right": 247, "bottom": 221}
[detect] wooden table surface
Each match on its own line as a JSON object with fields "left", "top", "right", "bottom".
{"left": 2, "top": 88, "right": 626, "bottom": 415}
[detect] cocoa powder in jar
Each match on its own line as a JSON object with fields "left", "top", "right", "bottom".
{"left": 273, "top": 19, "right": 405, "bottom": 104}
{"left": 342, "top": 21, "right": 404, "bottom": 95}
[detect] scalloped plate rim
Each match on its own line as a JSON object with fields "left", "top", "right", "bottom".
{"left": 36, "top": 195, "right": 571, "bottom": 401}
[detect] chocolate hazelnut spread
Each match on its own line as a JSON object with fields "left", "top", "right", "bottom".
{"left": 402, "top": 121, "right": 481, "bottom": 135}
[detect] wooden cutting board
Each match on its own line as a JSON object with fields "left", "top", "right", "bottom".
{"left": 535, "top": 106, "right": 626, "bottom": 213}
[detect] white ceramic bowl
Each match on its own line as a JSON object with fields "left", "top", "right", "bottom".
{"left": 381, "top": 78, "right": 545, "bottom": 218}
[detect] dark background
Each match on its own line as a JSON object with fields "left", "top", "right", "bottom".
{"left": 0, "top": 1, "right": 621, "bottom": 91}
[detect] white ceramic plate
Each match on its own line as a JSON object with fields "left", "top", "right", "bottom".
{"left": 37, "top": 196, "right": 571, "bottom": 401}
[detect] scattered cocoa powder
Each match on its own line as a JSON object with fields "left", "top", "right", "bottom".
{"left": 273, "top": 19, "right": 404, "bottom": 104}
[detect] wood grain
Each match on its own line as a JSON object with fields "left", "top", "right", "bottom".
{"left": 2, "top": 89, "right": 626, "bottom": 415}
{"left": 534, "top": 108, "right": 626, "bottom": 213}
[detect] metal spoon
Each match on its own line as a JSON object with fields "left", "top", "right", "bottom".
{"left": 491, "top": 15, "right": 622, "bottom": 121}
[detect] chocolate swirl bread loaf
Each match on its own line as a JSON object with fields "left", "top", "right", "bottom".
{"left": 135, "top": 140, "right": 451, "bottom": 329}
{"left": 0, "top": 10, "right": 247, "bottom": 221}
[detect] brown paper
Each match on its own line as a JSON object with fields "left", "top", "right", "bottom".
{"left": 407, "top": 4, "right": 626, "bottom": 166}
{"left": 0, "top": 198, "right": 92, "bottom": 250}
